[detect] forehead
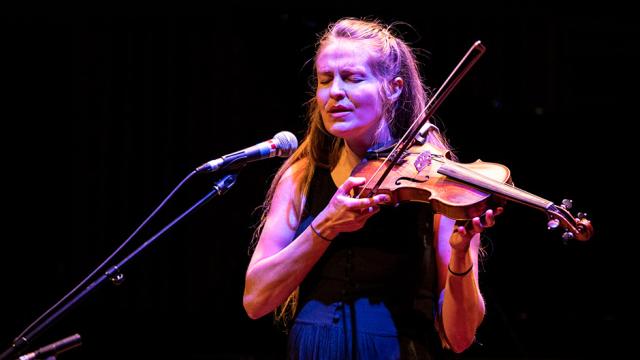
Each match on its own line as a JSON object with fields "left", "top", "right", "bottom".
{"left": 316, "top": 39, "right": 376, "bottom": 73}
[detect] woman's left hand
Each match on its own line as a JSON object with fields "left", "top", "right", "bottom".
{"left": 449, "top": 207, "right": 503, "bottom": 252}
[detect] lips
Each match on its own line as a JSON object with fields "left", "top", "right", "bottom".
{"left": 328, "top": 104, "right": 353, "bottom": 113}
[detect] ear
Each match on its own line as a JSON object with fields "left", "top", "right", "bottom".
{"left": 386, "top": 77, "right": 404, "bottom": 102}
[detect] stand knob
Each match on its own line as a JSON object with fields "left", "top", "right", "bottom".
{"left": 106, "top": 266, "right": 125, "bottom": 285}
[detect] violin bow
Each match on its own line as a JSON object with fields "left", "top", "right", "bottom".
{"left": 357, "top": 41, "right": 486, "bottom": 199}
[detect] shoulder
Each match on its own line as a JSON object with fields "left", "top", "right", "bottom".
{"left": 270, "top": 158, "right": 311, "bottom": 212}
{"left": 262, "top": 158, "right": 310, "bottom": 238}
{"left": 277, "top": 158, "right": 309, "bottom": 190}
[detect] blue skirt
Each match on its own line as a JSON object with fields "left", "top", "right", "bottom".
{"left": 288, "top": 298, "right": 436, "bottom": 360}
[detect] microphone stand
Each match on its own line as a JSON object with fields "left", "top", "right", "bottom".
{"left": 17, "top": 333, "right": 81, "bottom": 360}
{"left": 0, "top": 174, "right": 238, "bottom": 360}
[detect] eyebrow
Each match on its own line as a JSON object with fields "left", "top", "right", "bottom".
{"left": 317, "top": 67, "right": 367, "bottom": 75}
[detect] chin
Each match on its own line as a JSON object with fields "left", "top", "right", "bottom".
{"left": 325, "top": 123, "right": 356, "bottom": 139}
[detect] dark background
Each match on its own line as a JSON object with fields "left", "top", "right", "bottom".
{"left": 2, "top": 5, "right": 635, "bottom": 359}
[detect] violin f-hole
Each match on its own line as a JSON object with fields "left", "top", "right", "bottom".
{"left": 395, "top": 177, "right": 429, "bottom": 186}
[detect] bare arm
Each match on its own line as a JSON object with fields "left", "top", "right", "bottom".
{"left": 243, "top": 162, "right": 324, "bottom": 319}
{"left": 435, "top": 209, "right": 500, "bottom": 353}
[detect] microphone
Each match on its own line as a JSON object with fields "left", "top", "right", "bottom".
{"left": 196, "top": 131, "right": 298, "bottom": 173}
{"left": 18, "top": 334, "right": 81, "bottom": 360}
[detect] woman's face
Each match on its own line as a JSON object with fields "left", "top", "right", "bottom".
{"left": 316, "top": 39, "right": 388, "bottom": 152}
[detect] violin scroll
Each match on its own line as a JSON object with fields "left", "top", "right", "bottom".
{"left": 545, "top": 200, "right": 593, "bottom": 241}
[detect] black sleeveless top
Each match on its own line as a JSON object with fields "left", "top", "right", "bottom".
{"left": 292, "top": 166, "right": 441, "bottom": 347}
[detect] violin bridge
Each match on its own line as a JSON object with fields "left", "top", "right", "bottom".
{"left": 414, "top": 150, "right": 432, "bottom": 173}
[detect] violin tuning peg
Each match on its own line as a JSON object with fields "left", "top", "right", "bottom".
{"left": 577, "top": 212, "right": 587, "bottom": 219}
{"left": 561, "top": 199, "right": 573, "bottom": 209}
{"left": 547, "top": 219, "right": 560, "bottom": 229}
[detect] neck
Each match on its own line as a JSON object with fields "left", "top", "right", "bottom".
{"left": 343, "top": 139, "right": 369, "bottom": 158}
{"left": 339, "top": 143, "right": 363, "bottom": 168}
{"left": 345, "top": 122, "right": 393, "bottom": 158}
{"left": 330, "top": 143, "right": 363, "bottom": 187}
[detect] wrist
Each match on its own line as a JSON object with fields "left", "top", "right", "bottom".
{"left": 449, "top": 248, "right": 470, "bottom": 263}
{"left": 448, "top": 251, "right": 472, "bottom": 275}
{"left": 448, "top": 262, "right": 473, "bottom": 276}
{"left": 310, "top": 221, "right": 334, "bottom": 242}
{"left": 309, "top": 215, "right": 338, "bottom": 241}
{"left": 313, "top": 211, "right": 340, "bottom": 238}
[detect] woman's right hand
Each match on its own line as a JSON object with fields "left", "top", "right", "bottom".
{"left": 312, "top": 177, "right": 391, "bottom": 240}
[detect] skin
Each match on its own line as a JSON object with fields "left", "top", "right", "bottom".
{"left": 243, "top": 39, "right": 501, "bottom": 353}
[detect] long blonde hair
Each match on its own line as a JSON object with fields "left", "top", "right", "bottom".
{"left": 251, "top": 17, "right": 453, "bottom": 327}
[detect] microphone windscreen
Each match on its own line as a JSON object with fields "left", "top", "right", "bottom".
{"left": 274, "top": 131, "right": 298, "bottom": 157}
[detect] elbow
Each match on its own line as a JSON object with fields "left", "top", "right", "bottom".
{"left": 243, "top": 270, "right": 261, "bottom": 319}
{"left": 244, "top": 268, "right": 288, "bottom": 320}
{"left": 243, "top": 285, "right": 273, "bottom": 320}
{"left": 243, "top": 292, "right": 264, "bottom": 320}
{"left": 243, "top": 269, "right": 275, "bottom": 319}
{"left": 448, "top": 336, "right": 475, "bottom": 354}
{"left": 445, "top": 321, "right": 481, "bottom": 353}
{"left": 443, "top": 307, "right": 485, "bottom": 354}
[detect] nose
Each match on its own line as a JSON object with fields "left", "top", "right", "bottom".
{"left": 329, "top": 78, "right": 346, "bottom": 100}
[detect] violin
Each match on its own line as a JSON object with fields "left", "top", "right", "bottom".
{"left": 353, "top": 140, "right": 593, "bottom": 241}
{"left": 352, "top": 41, "right": 593, "bottom": 241}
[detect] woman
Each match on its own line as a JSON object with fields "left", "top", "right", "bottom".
{"left": 243, "top": 17, "right": 500, "bottom": 359}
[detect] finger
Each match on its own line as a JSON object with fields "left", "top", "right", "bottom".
{"left": 455, "top": 225, "right": 468, "bottom": 236}
{"left": 337, "top": 177, "right": 367, "bottom": 196}
{"left": 374, "top": 193, "right": 391, "bottom": 204}
{"left": 351, "top": 197, "right": 376, "bottom": 209}
{"left": 351, "top": 194, "right": 391, "bottom": 209}
{"left": 472, "top": 217, "right": 484, "bottom": 233}
{"left": 363, "top": 205, "right": 380, "bottom": 215}
{"left": 359, "top": 205, "right": 380, "bottom": 219}
{"left": 475, "top": 209, "right": 494, "bottom": 228}
{"left": 484, "top": 209, "right": 495, "bottom": 227}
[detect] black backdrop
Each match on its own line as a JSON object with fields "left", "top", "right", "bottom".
{"left": 2, "top": 6, "right": 635, "bottom": 359}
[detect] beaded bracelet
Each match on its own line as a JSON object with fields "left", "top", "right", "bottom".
{"left": 310, "top": 222, "right": 333, "bottom": 242}
{"left": 448, "top": 263, "right": 473, "bottom": 276}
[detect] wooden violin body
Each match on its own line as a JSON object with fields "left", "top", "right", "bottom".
{"left": 354, "top": 143, "right": 509, "bottom": 220}
{"left": 353, "top": 142, "right": 593, "bottom": 241}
